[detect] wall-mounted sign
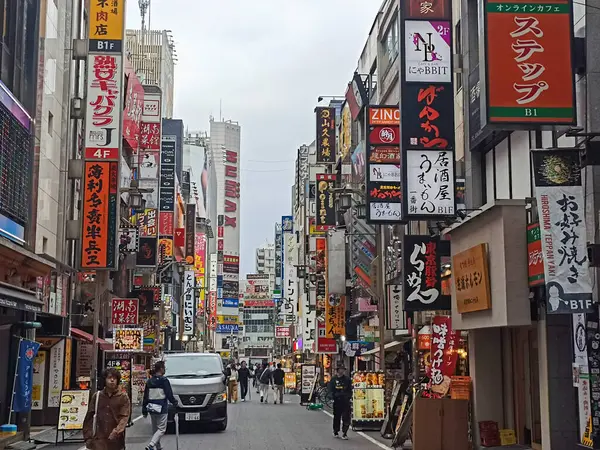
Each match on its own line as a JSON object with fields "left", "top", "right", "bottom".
{"left": 316, "top": 107, "right": 336, "bottom": 164}
{"left": 315, "top": 174, "right": 336, "bottom": 230}
{"left": 111, "top": 298, "right": 139, "bottom": 326}
{"left": 485, "top": 0, "right": 575, "bottom": 125}
{"left": 182, "top": 271, "right": 196, "bottom": 335}
{"left": 114, "top": 329, "right": 143, "bottom": 352}
{"left": 453, "top": 243, "right": 492, "bottom": 314}
{"left": 404, "top": 20, "right": 452, "bottom": 83}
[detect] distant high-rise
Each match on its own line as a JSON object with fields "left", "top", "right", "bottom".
{"left": 207, "top": 118, "right": 242, "bottom": 352}
{"left": 255, "top": 243, "right": 276, "bottom": 276}
{"left": 125, "top": 29, "right": 176, "bottom": 118}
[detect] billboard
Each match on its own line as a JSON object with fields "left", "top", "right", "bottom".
{"left": 281, "top": 233, "right": 297, "bottom": 325}
{"left": 485, "top": 0, "right": 575, "bottom": 125}
{"left": 315, "top": 174, "right": 336, "bottom": 230}
{"left": 315, "top": 107, "right": 336, "bottom": 164}
{"left": 182, "top": 271, "right": 196, "bottom": 335}
{"left": 223, "top": 148, "right": 240, "bottom": 253}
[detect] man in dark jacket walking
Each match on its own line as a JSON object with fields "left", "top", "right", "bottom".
{"left": 142, "top": 361, "right": 179, "bottom": 450}
{"left": 258, "top": 362, "right": 273, "bottom": 403}
{"left": 329, "top": 364, "right": 352, "bottom": 440}
{"left": 237, "top": 361, "right": 252, "bottom": 402}
{"left": 272, "top": 363, "right": 285, "bottom": 404}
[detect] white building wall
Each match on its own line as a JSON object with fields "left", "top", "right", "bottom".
{"left": 34, "top": 0, "right": 72, "bottom": 259}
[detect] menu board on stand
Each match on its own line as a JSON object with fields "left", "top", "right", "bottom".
{"left": 300, "top": 364, "right": 317, "bottom": 405}
{"left": 55, "top": 390, "right": 90, "bottom": 444}
{"left": 351, "top": 371, "right": 385, "bottom": 431}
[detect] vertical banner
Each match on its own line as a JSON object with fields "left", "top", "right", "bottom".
{"left": 386, "top": 284, "right": 406, "bottom": 330}
{"left": 527, "top": 223, "right": 545, "bottom": 287}
{"left": 315, "top": 174, "right": 336, "bottom": 231}
{"left": 325, "top": 294, "right": 346, "bottom": 338}
{"left": 81, "top": 161, "right": 119, "bottom": 269}
{"left": 281, "top": 231, "right": 297, "bottom": 325}
{"left": 13, "top": 339, "right": 41, "bottom": 412}
{"left": 81, "top": 0, "right": 125, "bottom": 270}
{"left": 484, "top": 0, "right": 575, "bottom": 125}
{"left": 402, "top": 235, "right": 449, "bottom": 311}
{"left": 182, "top": 271, "right": 196, "bottom": 336}
{"left": 185, "top": 203, "right": 196, "bottom": 265}
{"left": 430, "top": 316, "right": 452, "bottom": 389}
{"left": 32, "top": 350, "right": 46, "bottom": 410}
{"left": 365, "top": 107, "right": 402, "bottom": 223}
{"left": 400, "top": 8, "right": 456, "bottom": 221}
{"left": 139, "top": 90, "right": 162, "bottom": 208}
{"left": 315, "top": 107, "right": 336, "bottom": 164}
{"left": 532, "top": 149, "right": 593, "bottom": 314}
{"left": 195, "top": 233, "right": 207, "bottom": 316}
{"left": 159, "top": 135, "right": 176, "bottom": 262}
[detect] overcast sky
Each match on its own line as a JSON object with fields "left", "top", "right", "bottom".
{"left": 126, "top": 0, "right": 381, "bottom": 276}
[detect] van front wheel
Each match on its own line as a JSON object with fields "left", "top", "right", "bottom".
{"left": 215, "top": 417, "right": 227, "bottom": 432}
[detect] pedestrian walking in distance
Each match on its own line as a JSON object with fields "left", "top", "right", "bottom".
{"left": 272, "top": 363, "right": 285, "bottom": 405}
{"left": 258, "top": 362, "right": 273, "bottom": 403}
{"left": 254, "top": 363, "right": 262, "bottom": 393}
{"left": 142, "top": 361, "right": 179, "bottom": 450}
{"left": 329, "top": 364, "right": 352, "bottom": 440}
{"left": 83, "top": 368, "right": 131, "bottom": 450}
{"left": 238, "top": 361, "right": 251, "bottom": 402}
{"left": 225, "top": 362, "right": 239, "bottom": 403}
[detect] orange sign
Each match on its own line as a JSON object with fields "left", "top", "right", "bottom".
{"left": 369, "top": 106, "right": 400, "bottom": 125}
{"left": 453, "top": 243, "right": 492, "bottom": 314}
{"left": 486, "top": 0, "right": 575, "bottom": 124}
{"left": 81, "top": 161, "right": 118, "bottom": 269}
{"left": 159, "top": 238, "right": 173, "bottom": 258}
{"left": 325, "top": 294, "right": 346, "bottom": 338}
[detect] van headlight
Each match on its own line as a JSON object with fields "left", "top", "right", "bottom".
{"left": 214, "top": 392, "right": 227, "bottom": 403}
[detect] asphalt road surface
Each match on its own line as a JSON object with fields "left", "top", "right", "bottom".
{"left": 52, "top": 395, "right": 393, "bottom": 450}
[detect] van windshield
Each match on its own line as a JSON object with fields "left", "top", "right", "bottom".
{"left": 165, "top": 355, "right": 223, "bottom": 378}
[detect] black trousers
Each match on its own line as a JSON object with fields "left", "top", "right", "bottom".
{"left": 333, "top": 400, "right": 351, "bottom": 434}
{"left": 240, "top": 379, "right": 249, "bottom": 399}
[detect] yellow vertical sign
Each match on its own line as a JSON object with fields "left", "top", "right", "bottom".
{"left": 88, "top": 0, "right": 125, "bottom": 50}
{"left": 582, "top": 416, "right": 594, "bottom": 447}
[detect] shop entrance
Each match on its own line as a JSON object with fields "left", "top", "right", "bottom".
{"left": 512, "top": 327, "right": 542, "bottom": 449}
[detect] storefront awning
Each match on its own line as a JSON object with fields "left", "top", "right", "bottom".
{"left": 0, "top": 282, "right": 44, "bottom": 312}
{"left": 71, "top": 327, "right": 112, "bottom": 350}
{"left": 361, "top": 340, "right": 407, "bottom": 356}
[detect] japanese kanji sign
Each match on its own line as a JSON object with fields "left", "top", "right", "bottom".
{"left": 405, "top": 150, "right": 456, "bottom": 218}
{"left": 88, "top": 0, "right": 125, "bottom": 53}
{"left": 84, "top": 54, "right": 123, "bottom": 161}
{"left": 430, "top": 316, "right": 452, "bottom": 388}
{"left": 485, "top": 0, "right": 575, "bottom": 124}
{"left": 185, "top": 203, "right": 196, "bottom": 265}
{"left": 316, "top": 107, "right": 336, "bottom": 164}
{"left": 403, "top": 0, "right": 452, "bottom": 19}
{"left": 80, "top": 161, "right": 118, "bottom": 269}
{"left": 325, "top": 294, "right": 346, "bottom": 338}
{"left": 281, "top": 233, "right": 298, "bottom": 325}
{"left": 452, "top": 243, "right": 492, "bottom": 314}
{"left": 402, "top": 235, "right": 450, "bottom": 311}
{"left": 366, "top": 106, "right": 403, "bottom": 223}
{"left": 386, "top": 284, "right": 407, "bottom": 329}
{"left": 111, "top": 298, "right": 139, "bottom": 326}
{"left": 532, "top": 149, "right": 593, "bottom": 314}
{"left": 182, "top": 271, "right": 196, "bottom": 336}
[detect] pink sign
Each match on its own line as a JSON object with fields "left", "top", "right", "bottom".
{"left": 357, "top": 297, "right": 377, "bottom": 312}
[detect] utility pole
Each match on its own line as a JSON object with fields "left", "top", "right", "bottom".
{"left": 90, "top": 271, "right": 107, "bottom": 393}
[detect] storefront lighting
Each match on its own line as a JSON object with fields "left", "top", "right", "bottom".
{"left": 337, "top": 192, "right": 353, "bottom": 212}
{"left": 340, "top": 335, "right": 346, "bottom": 342}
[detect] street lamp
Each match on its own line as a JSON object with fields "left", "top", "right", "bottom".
{"left": 296, "top": 266, "right": 307, "bottom": 279}
{"left": 356, "top": 204, "right": 367, "bottom": 219}
{"left": 337, "top": 192, "right": 353, "bottom": 212}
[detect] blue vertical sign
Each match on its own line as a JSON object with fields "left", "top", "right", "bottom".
{"left": 13, "top": 339, "right": 41, "bottom": 412}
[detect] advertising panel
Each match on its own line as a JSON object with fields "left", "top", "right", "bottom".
{"left": 403, "top": 0, "right": 452, "bottom": 19}
{"left": 485, "top": 0, "right": 575, "bottom": 125}
{"left": 405, "top": 150, "right": 456, "bottom": 218}
{"left": 532, "top": 149, "right": 593, "bottom": 314}
{"left": 316, "top": 321, "right": 337, "bottom": 354}
{"left": 527, "top": 223, "right": 545, "bottom": 287}
{"left": 123, "top": 61, "right": 144, "bottom": 153}
{"left": 88, "top": 0, "right": 125, "bottom": 52}
{"left": 366, "top": 106, "right": 402, "bottom": 223}
{"left": 315, "top": 107, "right": 336, "bottom": 164}
{"left": 223, "top": 148, "right": 241, "bottom": 252}
{"left": 315, "top": 174, "right": 336, "bottom": 231}
{"left": 80, "top": 161, "right": 118, "bottom": 269}
{"left": 281, "top": 233, "right": 297, "bottom": 325}
{"left": 135, "top": 237, "right": 157, "bottom": 267}
{"left": 159, "top": 136, "right": 176, "bottom": 238}
{"left": 386, "top": 285, "right": 406, "bottom": 329}
{"left": 325, "top": 294, "right": 346, "bottom": 338}
{"left": 402, "top": 235, "right": 450, "bottom": 311}
{"left": 137, "top": 208, "right": 158, "bottom": 237}
{"left": 182, "top": 271, "right": 196, "bottom": 335}
{"left": 114, "top": 329, "right": 143, "bottom": 352}
{"left": 111, "top": 298, "right": 139, "bottom": 326}
{"left": 84, "top": 54, "right": 123, "bottom": 161}
{"left": 185, "top": 203, "right": 196, "bottom": 265}
{"left": 404, "top": 21, "right": 452, "bottom": 83}
{"left": 453, "top": 244, "right": 493, "bottom": 314}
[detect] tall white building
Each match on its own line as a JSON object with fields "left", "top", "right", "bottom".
{"left": 207, "top": 118, "right": 242, "bottom": 353}
{"left": 183, "top": 131, "right": 210, "bottom": 218}
{"left": 125, "top": 29, "right": 176, "bottom": 118}
{"left": 255, "top": 243, "right": 276, "bottom": 275}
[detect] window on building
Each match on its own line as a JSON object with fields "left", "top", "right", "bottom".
{"left": 48, "top": 111, "right": 53, "bottom": 134}
{"left": 381, "top": 17, "right": 399, "bottom": 74}
{"left": 455, "top": 20, "right": 463, "bottom": 92}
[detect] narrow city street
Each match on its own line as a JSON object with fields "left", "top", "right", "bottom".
{"left": 47, "top": 396, "right": 390, "bottom": 450}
